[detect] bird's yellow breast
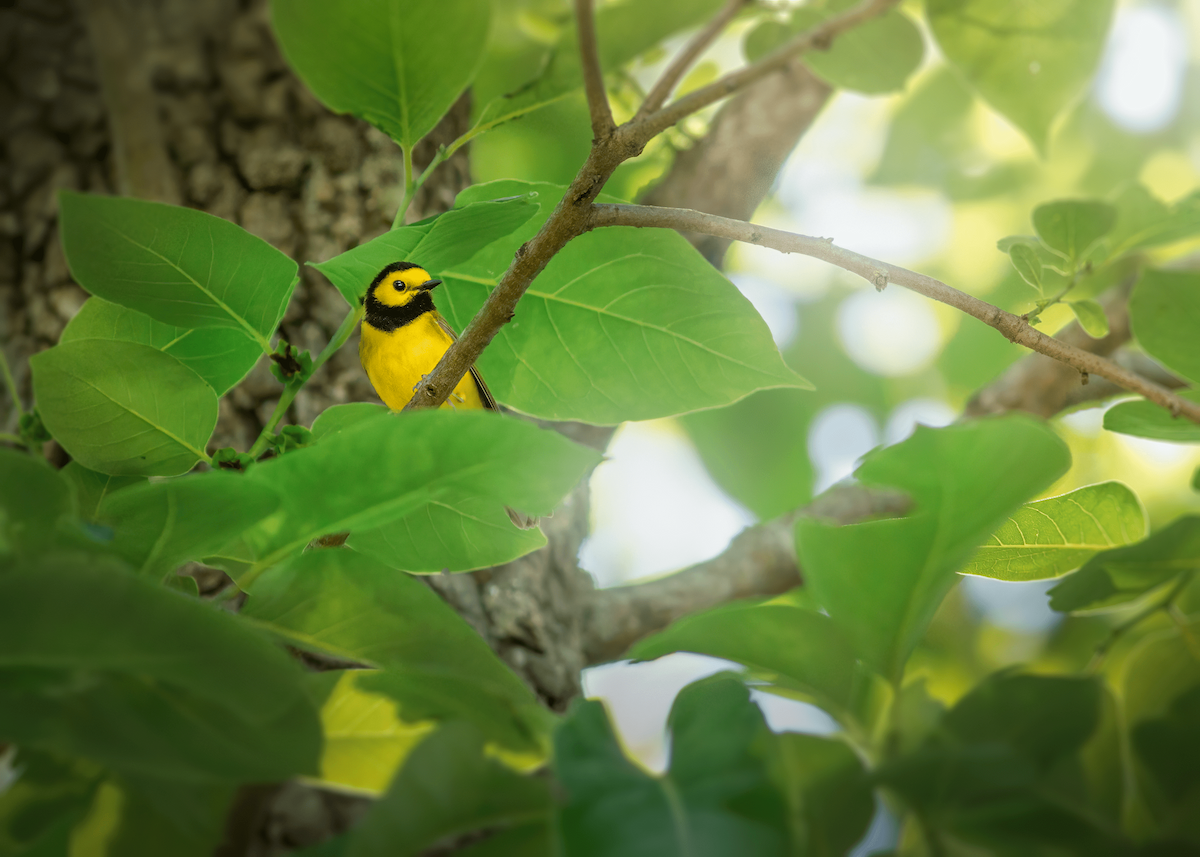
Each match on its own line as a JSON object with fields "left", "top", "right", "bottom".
{"left": 359, "top": 312, "right": 488, "bottom": 411}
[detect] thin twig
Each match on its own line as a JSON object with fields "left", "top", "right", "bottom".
{"left": 636, "top": 0, "right": 899, "bottom": 139}
{"left": 0, "top": 347, "right": 24, "bottom": 419}
{"left": 589, "top": 203, "right": 1200, "bottom": 426}
{"left": 575, "top": 0, "right": 615, "bottom": 139}
{"left": 636, "top": 0, "right": 751, "bottom": 119}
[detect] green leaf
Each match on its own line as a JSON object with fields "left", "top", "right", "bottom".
{"left": 272, "top": 0, "right": 490, "bottom": 149}
{"left": 770, "top": 734, "right": 874, "bottom": 857}
{"left": 59, "top": 462, "right": 143, "bottom": 522}
{"left": 743, "top": 1, "right": 924, "bottom": 94}
{"left": 0, "top": 449, "right": 76, "bottom": 559}
{"left": 1122, "top": 621, "right": 1200, "bottom": 843}
{"left": 1008, "top": 242, "right": 1043, "bottom": 291}
{"left": 1068, "top": 299, "right": 1109, "bottom": 338}
{"left": 630, "top": 602, "right": 866, "bottom": 727}
{"left": 243, "top": 549, "right": 553, "bottom": 754}
{"left": 926, "top": 0, "right": 1116, "bottom": 153}
{"left": 0, "top": 555, "right": 321, "bottom": 781}
{"left": 1104, "top": 390, "right": 1200, "bottom": 443}
{"left": 877, "top": 672, "right": 1116, "bottom": 854}
{"left": 343, "top": 723, "right": 552, "bottom": 857}
{"left": 1131, "top": 269, "right": 1200, "bottom": 385}
{"left": 1107, "top": 185, "right": 1200, "bottom": 258}
{"left": 61, "top": 296, "right": 263, "bottom": 396}
{"left": 310, "top": 402, "right": 389, "bottom": 440}
{"left": 240, "top": 410, "right": 598, "bottom": 570}
{"left": 97, "top": 471, "right": 281, "bottom": 579}
{"left": 312, "top": 195, "right": 540, "bottom": 307}
{"left": 1132, "top": 683, "right": 1200, "bottom": 804}
{"left": 680, "top": 388, "right": 815, "bottom": 521}
{"left": 101, "top": 777, "right": 235, "bottom": 857}
{"left": 554, "top": 675, "right": 789, "bottom": 856}
{"left": 58, "top": 191, "right": 297, "bottom": 350}
{"left": 962, "top": 481, "right": 1146, "bottom": 582}
{"left": 471, "top": 0, "right": 726, "bottom": 137}
{"left": 1032, "top": 199, "right": 1117, "bottom": 262}
{"left": 306, "top": 671, "right": 432, "bottom": 794}
{"left": 348, "top": 494, "right": 547, "bottom": 573}
{"left": 1048, "top": 516, "right": 1200, "bottom": 613}
{"left": 796, "top": 418, "right": 1070, "bottom": 681}
{"left": 441, "top": 180, "right": 810, "bottom": 423}
{"left": 30, "top": 340, "right": 217, "bottom": 477}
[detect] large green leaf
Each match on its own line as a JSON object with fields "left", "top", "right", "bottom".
{"left": 962, "top": 482, "right": 1146, "bottom": 582}
{"left": 926, "top": 0, "right": 1116, "bottom": 153}
{"left": 630, "top": 602, "right": 866, "bottom": 727}
{"left": 30, "top": 340, "right": 218, "bottom": 477}
{"left": 312, "top": 195, "right": 539, "bottom": 307}
{"left": 348, "top": 494, "right": 547, "bottom": 574}
{"left": 1104, "top": 390, "right": 1200, "bottom": 443}
{"left": 239, "top": 409, "right": 598, "bottom": 570}
{"left": 1048, "top": 516, "right": 1200, "bottom": 613}
{"left": 272, "top": 0, "right": 490, "bottom": 149}
{"left": 554, "top": 675, "right": 789, "bottom": 856}
{"left": 58, "top": 191, "right": 297, "bottom": 350}
{"left": 61, "top": 296, "right": 262, "bottom": 396}
{"left": 0, "top": 556, "right": 321, "bottom": 782}
{"left": 243, "top": 549, "right": 553, "bottom": 754}
{"left": 471, "top": 0, "right": 725, "bottom": 137}
{"left": 439, "top": 180, "right": 810, "bottom": 423}
{"left": 743, "top": 0, "right": 923, "bottom": 94}
{"left": 97, "top": 471, "right": 281, "bottom": 579}
{"left": 1130, "top": 269, "right": 1200, "bottom": 385}
{"left": 343, "top": 723, "right": 552, "bottom": 857}
{"left": 796, "top": 418, "right": 1070, "bottom": 681}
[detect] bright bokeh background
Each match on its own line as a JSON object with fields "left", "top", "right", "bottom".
{"left": 485, "top": 1, "right": 1200, "bottom": 852}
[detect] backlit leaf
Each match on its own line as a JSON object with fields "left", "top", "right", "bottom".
{"left": 962, "top": 482, "right": 1145, "bottom": 582}
{"left": 1130, "top": 269, "right": 1200, "bottom": 385}
{"left": 927, "top": 0, "right": 1116, "bottom": 153}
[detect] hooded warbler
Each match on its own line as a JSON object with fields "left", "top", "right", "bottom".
{"left": 359, "top": 261, "right": 498, "bottom": 412}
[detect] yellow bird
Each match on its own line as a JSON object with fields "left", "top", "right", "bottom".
{"left": 359, "top": 261, "right": 498, "bottom": 412}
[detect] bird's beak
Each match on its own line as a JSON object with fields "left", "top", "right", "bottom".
{"left": 418, "top": 278, "right": 442, "bottom": 291}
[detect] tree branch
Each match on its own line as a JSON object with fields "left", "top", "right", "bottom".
{"left": 589, "top": 203, "right": 1200, "bottom": 425}
{"left": 635, "top": 0, "right": 899, "bottom": 140}
{"left": 575, "top": 0, "right": 615, "bottom": 139}
{"left": 636, "top": 0, "right": 751, "bottom": 119}
{"left": 405, "top": 0, "right": 886, "bottom": 413}
{"left": 583, "top": 484, "right": 910, "bottom": 664}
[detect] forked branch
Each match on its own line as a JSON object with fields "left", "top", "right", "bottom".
{"left": 406, "top": 0, "right": 897, "bottom": 412}
{"left": 587, "top": 203, "right": 1200, "bottom": 425}
{"left": 636, "top": 0, "right": 752, "bottom": 119}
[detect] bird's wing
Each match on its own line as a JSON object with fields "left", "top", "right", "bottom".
{"left": 434, "top": 314, "right": 500, "bottom": 412}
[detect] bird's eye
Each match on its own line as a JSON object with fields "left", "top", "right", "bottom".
{"left": 393, "top": 281, "right": 405, "bottom": 291}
